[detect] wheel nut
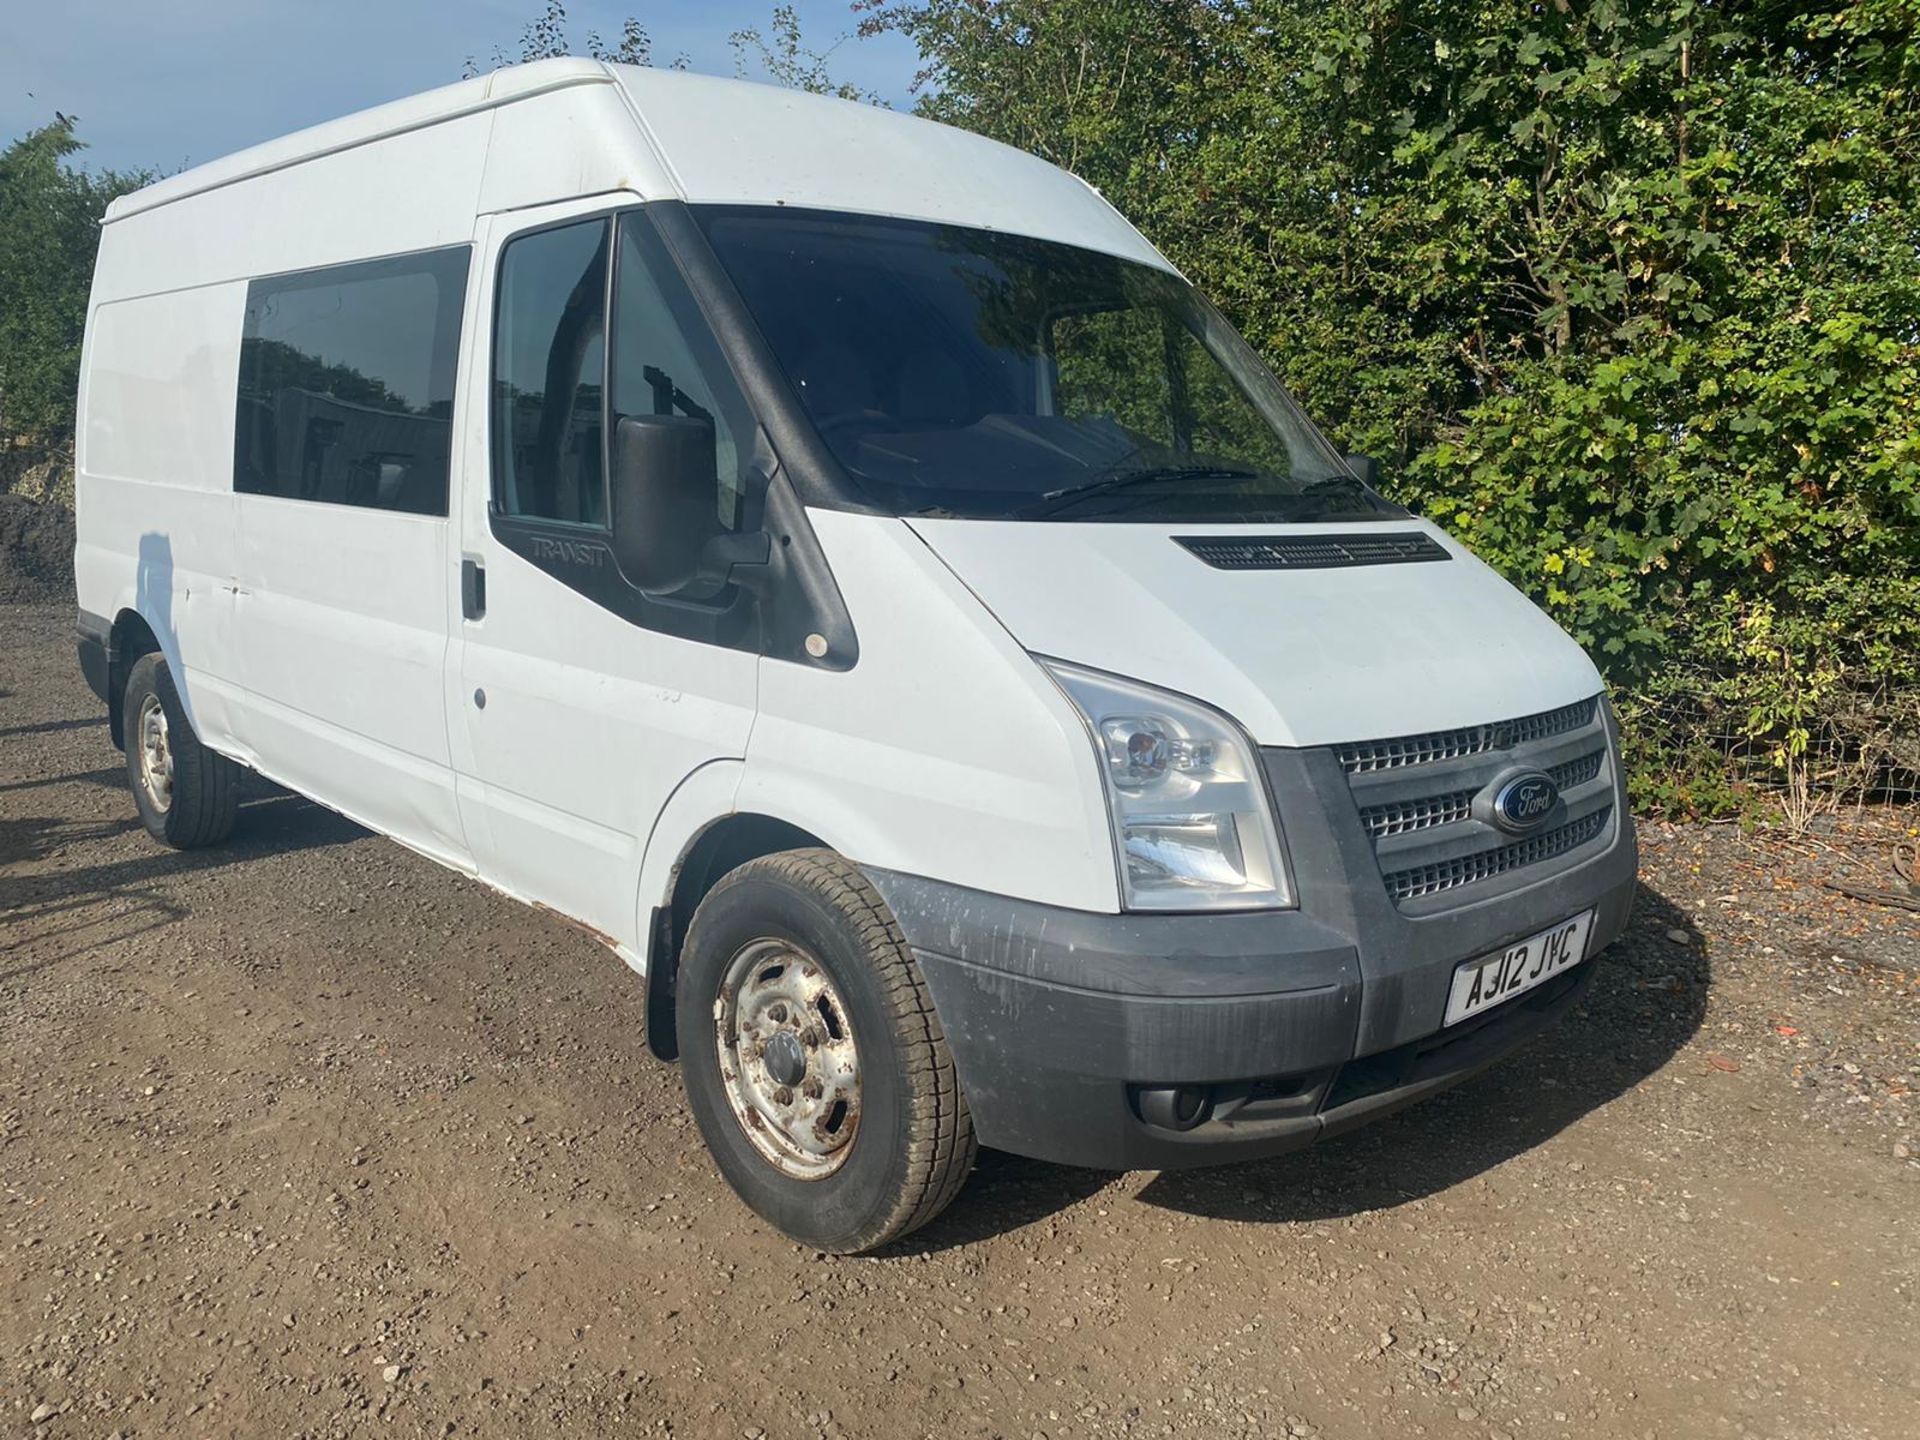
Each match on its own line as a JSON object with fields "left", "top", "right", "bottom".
{"left": 773, "top": 1086, "right": 793, "bottom": 1106}
{"left": 802, "top": 1078, "right": 823, "bottom": 1100}
{"left": 768, "top": 1003, "right": 788, "bottom": 1023}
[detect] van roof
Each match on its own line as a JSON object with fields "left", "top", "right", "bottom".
{"left": 102, "top": 60, "right": 1169, "bottom": 272}
{"left": 104, "top": 59, "right": 614, "bottom": 222}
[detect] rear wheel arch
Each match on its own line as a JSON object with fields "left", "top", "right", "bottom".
{"left": 106, "top": 609, "right": 162, "bottom": 750}
{"left": 646, "top": 811, "right": 827, "bottom": 1061}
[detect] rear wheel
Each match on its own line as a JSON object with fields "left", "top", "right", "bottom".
{"left": 122, "top": 652, "right": 240, "bottom": 849}
{"left": 677, "top": 849, "right": 976, "bottom": 1252}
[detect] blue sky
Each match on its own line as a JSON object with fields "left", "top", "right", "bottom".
{"left": 0, "top": 1, "right": 924, "bottom": 176}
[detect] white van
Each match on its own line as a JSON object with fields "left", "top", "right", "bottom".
{"left": 75, "top": 59, "right": 1636, "bottom": 1251}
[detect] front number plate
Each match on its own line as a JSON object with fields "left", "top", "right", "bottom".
{"left": 1444, "top": 909, "right": 1594, "bottom": 1027}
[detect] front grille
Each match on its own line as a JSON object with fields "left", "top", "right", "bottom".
{"left": 1329, "top": 694, "right": 1614, "bottom": 909}
{"left": 1355, "top": 743, "right": 1609, "bottom": 843}
{"left": 1506, "top": 698, "right": 1603, "bottom": 747}
{"left": 1382, "top": 807, "right": 1613, "bottom": 902}
{"left": 1176, "top": 532, "right": 1450, "bottom": 571}
{"left": 1548, "top": 750, "right": 1604, "bottom": 790}
{"left": 1335, "top": 697, "right": 1598, "bottom": 776}
{"left": 1359, "top": 788, "right": 1475, "bottom": 840}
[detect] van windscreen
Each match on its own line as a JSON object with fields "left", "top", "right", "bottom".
{"left": 695, "top": 207, "right": 1398, "bottom": 524}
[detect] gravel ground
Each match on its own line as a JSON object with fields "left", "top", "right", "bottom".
{"left": 2, "top": 601, "right": 1916, "bottom": 1440}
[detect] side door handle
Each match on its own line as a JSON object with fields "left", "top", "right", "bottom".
{"left": 461, "top": 558, "right": 486, "bottom": 621}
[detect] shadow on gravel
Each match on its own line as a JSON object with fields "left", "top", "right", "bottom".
{"left": 0, "top": 715, "right": 106, "bottom": 739}
{"left": 0, "top": 791, "right": 367, "bottom": 983}
{"left": 0, "top": 764, "right": 125, "bottom": 795}
{"left": 903, "top": 882, "right": 1707, "bottom": 1248}
{"left": 888, "top": 1150, "right": 1117, "bottom": 1252}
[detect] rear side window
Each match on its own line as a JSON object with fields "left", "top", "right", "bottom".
{"left": 234, "top": 247, "right": 469, "bottom": 515}
{"left": 492, "top": 219, "right": 611, "bottom": 527}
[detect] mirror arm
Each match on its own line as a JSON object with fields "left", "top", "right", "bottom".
{"left": 700, "top": 430, "right": 780, "bottom": 593}
{"left": 691, "top": 530, "right": 772, "bottom": 593}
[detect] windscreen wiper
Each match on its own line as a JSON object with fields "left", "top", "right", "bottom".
{"left": 1020, "top": 465, "right": 1262, "bottom": 519}
{"left": 1298, "top": 471, "right": 1371, "bottom": 498}
{"left": 1283, "top": 471, "right": 1397, "bottom": 516}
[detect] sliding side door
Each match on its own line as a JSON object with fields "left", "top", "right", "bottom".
{"left": 228, "top": 246, "right": 475, "bottom": 869}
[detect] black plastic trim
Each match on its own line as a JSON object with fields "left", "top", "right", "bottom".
{"left": 648, "top": 204, "right": 887, "bottom": 518}
{"left": 76, "top": 609, "right": 112, "bottom": 705}
{"left": 1335, "top": 696, "right": 1601, "bottom": 775}
{"left": 1176, "top": 531, "right": 1449, "bottom": 570}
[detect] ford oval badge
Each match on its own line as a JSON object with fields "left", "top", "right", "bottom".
{"left": 1491, "top": 770, "right": 1559, "bottom": 834}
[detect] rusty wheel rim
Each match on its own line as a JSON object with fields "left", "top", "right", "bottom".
{"left": 713, "top": 938, "right": 861, "bottom": 1180}
{"left": 136, "top": 692, "right": 173, "bottom": 813}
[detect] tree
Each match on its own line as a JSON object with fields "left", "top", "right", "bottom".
{"left": 463, "top": 0, "right": 683, "bottom": 77}
{"left": 470, "top": 1, "right": 874, "bottom": 99}
{"left": 731, "top": 3, "right": 881, "bottom": 101}
{"left": 0, "top": 119, "right": 148, "bottom": 447}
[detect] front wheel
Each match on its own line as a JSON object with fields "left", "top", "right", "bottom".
{"left": 677, "top": 849, "right": 976, "bottom": 1252}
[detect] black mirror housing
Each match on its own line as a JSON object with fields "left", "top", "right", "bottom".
{"left": 610, "top": 413, "right": 722, "bottom": 595}
{"left": 1343, "top": 452, "right": 1381, "bottom": 488}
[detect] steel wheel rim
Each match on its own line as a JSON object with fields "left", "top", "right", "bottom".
{"left": 137, "top": 693, "right": 173, "bottom": 813}
{"left": 713, "top": 938, "right": 862, "bottom": 1180}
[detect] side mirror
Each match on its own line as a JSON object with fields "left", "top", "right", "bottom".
{"left": 610, "top": 413, "right": 722, "bottom": 595}
{"left": 1343, "top": 453, "right": 1381, "bottom": 488}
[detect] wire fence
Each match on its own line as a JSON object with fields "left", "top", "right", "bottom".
{"left": 1619, "top": 659, "right": 1920, "bottom": 828}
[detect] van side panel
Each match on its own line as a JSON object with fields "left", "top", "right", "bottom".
{"left": 229, "top": 503, "right": 469, "bottom": 868}
{"left": 76, "top": 268, "right": 248, "bottom": 747}
{"left": 89, "top": 117, "right": 491, "bottom": 305}
{"left": 78, "top": 112, "right": 495, "bottom": 868}
{"left": 81, "top": 283, "right": 246, "bottom": 496}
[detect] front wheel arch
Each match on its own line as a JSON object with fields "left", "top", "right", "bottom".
{"left": 645, "top": 812, "right": 825, "bottom": 1060}
{"left": 675, "top": 847, "right": 976, "bottom": 1251}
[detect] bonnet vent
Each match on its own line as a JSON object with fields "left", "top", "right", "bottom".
{"left": 1175, "top": 531, "right": 1451, "bottom": 571}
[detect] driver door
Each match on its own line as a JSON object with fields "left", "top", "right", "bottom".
{"left": 448, "top": 202, "right": 759, "bottom": 952}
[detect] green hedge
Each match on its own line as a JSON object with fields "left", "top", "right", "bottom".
{"left": 875, "top": 0, "right": 1920, "bottom": 813}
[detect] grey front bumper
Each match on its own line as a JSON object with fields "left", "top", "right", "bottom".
{"left": 862, "top": 731, "right": 1638, "bottom": 1172}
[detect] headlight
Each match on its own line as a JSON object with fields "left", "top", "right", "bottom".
{"left": 1041, "top": 658, "right": 1294, "bottom": 911}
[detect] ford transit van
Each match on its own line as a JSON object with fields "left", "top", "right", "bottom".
{"left": 74, "top": 60, "right": 1637, "bottom": 1251}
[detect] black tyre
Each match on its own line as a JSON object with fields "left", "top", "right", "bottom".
{"left": 677, "top": 848, "right": 976, "bottom": 1252}
{"left": 122, "top": 651, "right": 240, "bottom": 849}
